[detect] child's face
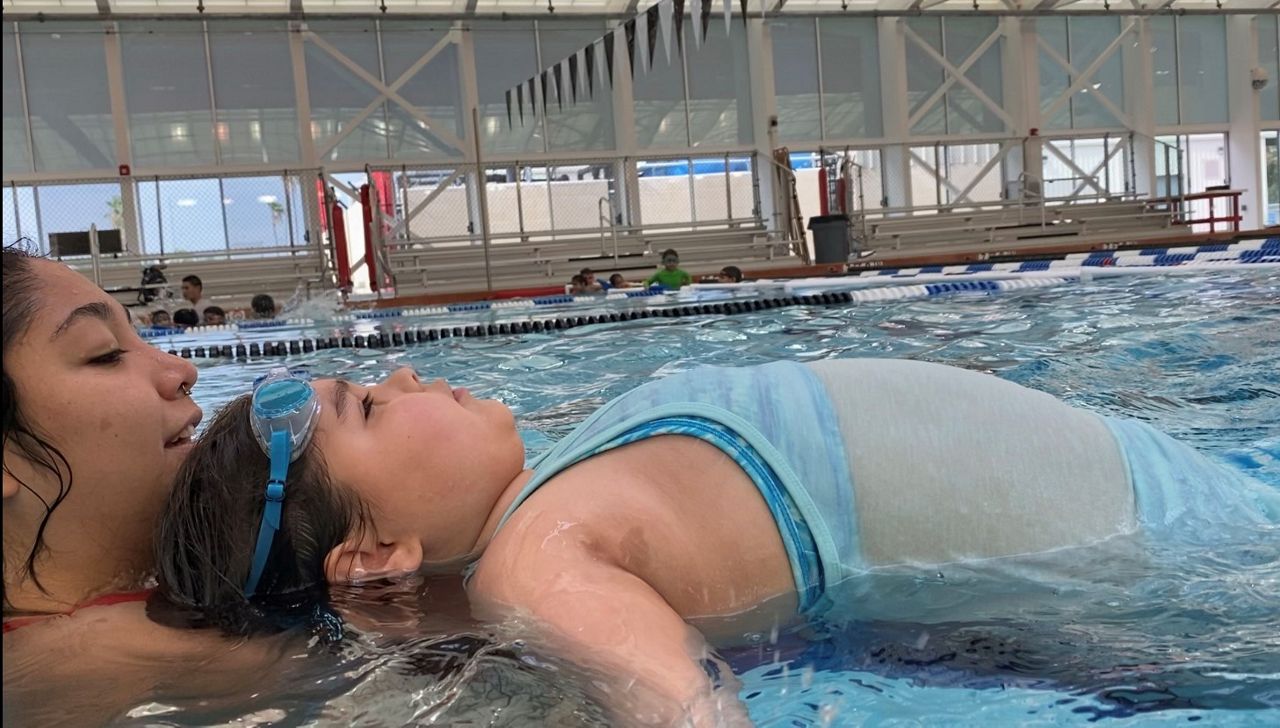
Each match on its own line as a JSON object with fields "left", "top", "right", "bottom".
{"left": 309, "top": 368, "right": 525, "bottom": 568}
{"left": 663, "top": 256, "right": 679, "bottom": 271}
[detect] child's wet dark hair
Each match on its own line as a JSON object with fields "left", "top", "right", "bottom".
{"left": 153, "top": 395, "right": 368, "bottom": 639}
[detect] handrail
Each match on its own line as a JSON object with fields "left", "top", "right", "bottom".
{"left": 851, "top": 190, "right": 1144, "bottom": 223}
{"left": 762, "top": 151, "right": 799, "bottom": 236}
{"left": 88, "top": 224, "right": 102, "bottom": 287}
{"left": 1016, "top": 170, "right": 1046, "bottom": 228}
{"left": 598, "top": 196, "right": 619, "bottom": 263}
{"left": 388, "top": 218, "right": 764, "bottom": 250}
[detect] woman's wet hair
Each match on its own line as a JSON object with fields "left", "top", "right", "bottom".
{"left": 153, "top": 395, "right": 368, "bottom": 638}
{"left": 2, "top": 243, "right": 73, "bottom": 610}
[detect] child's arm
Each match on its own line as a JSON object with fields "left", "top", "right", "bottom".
{"left": 469, "top": 541, "right": 750, "bottom": 726}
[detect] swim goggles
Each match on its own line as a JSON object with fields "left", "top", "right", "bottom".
{"left": 244, "top": 367, "right": 321, "bottom": 597}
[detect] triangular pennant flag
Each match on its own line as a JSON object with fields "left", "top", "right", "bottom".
{"left": 553, "top": 61, "right": 564, "bottom": 110}
{"left": 516, "top": 83, "right": 525, "bottom": 124}
{"left": 528, "top": 77, "right": 537, "bottom": 116}
{"left": 701, "top": 0, "right": 712, "bottom": 44}
{"left": 673, "top": 0, "right": 686, "bottom": 58}
{"left": 595, "top": 38, "right": 608, "bottom": 88}
{"left": 691, "top": 0, "right": 703, "bottom": 50}
{"left": 659, "top": 0, "right": 673, "bottom": 64}
{"left": 636, "top": 9, "right": 649, "bottom": 73}
{"left": 575, "top": 48, "right": 587, "bottom": 97}
{"left": 645, "top": 4, "right": 661, "bottom": 70}
{"left": 505, "top": 88, "right": 513, "bottom": 129}
{"left": 604, "top": 32, "right": 616, "bottom": 85}
{"left": 567, "top": 53, "right": 579, "bottom": 104}
{"left": 740, "top": 0, "right": 749, "bottom": 28}
{"left": 540, "top": 70, "right": 550, "bottom": 115}
{"left": 724, "top": 0, "right": 731, "bottom": 36}
{"left": 624, "top": 19, "right": 637, "bottom": 78}
{"left": 585, "top": 42, "right": 597, "bottom": 96}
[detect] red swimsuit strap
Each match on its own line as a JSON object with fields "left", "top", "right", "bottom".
{"left": 3, "top": 589, "right": 153, "bottom": 634}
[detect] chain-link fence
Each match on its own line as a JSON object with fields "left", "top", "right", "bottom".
{"left": 4, "top": 178, "right": 125, "bottom": 255}
{"left": 3, "top": 172, "right": 315, "bottom": 258}
{"left": 635, "top": 153, "right": 760, "bottom": 231}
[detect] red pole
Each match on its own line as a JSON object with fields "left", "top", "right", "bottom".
{"left": 817, "top": 166, "right": 829, "bottom": 217}
{"left": 316, "top": 179, "right": 329, "bottom": 231}
{"left": 331, "top": 201, "right": 352, "bottom": 292}
{"left": 359, "top": 184, "right": 378, "bottom": 293}
{"left": 374, "top": 171, "right": 394, "bottom": 218}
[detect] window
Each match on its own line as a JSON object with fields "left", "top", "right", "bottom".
{"left": 2, "top": 27, "right": 31, "bottom": 175}
{"left": 819, "top": 17, "right": 882, "bottom": 141}
{"left": 121, "top": 21, "right": 217, "bottom": 168}
{"left": 538, "top": 20, "right": 616, "bottom": 153}
{"left": 208, "top": 21, "right": 299, "bottom": 165}
{"left": 20, "top": 23, "right": 116, "bottom": 173}
{"left": 770, "top": 19, "right": 820, "bottom": 143}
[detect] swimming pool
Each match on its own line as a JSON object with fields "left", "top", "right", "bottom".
{"left": 136, "top": 267, "right": 1278, "bottom": 726}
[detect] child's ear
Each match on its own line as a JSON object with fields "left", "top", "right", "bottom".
{"left": 324, "top": 537, "right": 423, "bottom": 584}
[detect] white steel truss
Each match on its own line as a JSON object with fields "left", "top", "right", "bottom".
{"left": 903, "top": 22, "right": 1014, "bottom": 132}
{"left": 1037, "top": 19, "right": 1135, "bottom": 129}
{"left": 303, "top": 27, "right": 465, "bottom": 155}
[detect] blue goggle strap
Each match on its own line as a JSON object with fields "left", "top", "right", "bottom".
{"left": 244, "top": 430, "right": 292, "bottom": 597}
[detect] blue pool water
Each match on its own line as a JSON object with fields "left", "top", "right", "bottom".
{"left": 148, "top": 269, "right": 1279, "bottom": 726}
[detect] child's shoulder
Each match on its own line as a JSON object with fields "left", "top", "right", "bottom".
{"left": 472, "top": 451, "right": 670, "bottom": 590}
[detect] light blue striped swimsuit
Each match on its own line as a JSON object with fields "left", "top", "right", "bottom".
{"left": 493, "top": 359, "right": 1280, "bottom": 616}
{"left": 496, "top": 361, "right": 853, "bottom": 614}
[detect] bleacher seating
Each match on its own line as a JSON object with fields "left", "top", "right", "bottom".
{"left": 62, "top": 244, "right": 330, "bottom": 313}
{"left": 383, "top": 223, "right": 786, "bottom": 295}
{"left": 852, "top": 198, "right": 1188, "bottom": 261}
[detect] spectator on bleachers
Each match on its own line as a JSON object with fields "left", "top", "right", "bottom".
{"left": 202, "top": 306, "right": 226, "bottom": 326}
{"left": 150, "top": 310, "right": 171, "bottom": 327}
{"left": 251, "top": 293, "right": 277, "bottom": 319}
{"left": 181, "top": 275, "right": 210, "bottom": 316}
{"left": 609, "top": 273, "right": 629, "bottom": 289}
{"left": 717, "top": 265, "right": 744, "bottom": 284}
{"left": 579, "top": 268, "right": 606, "bottom": 293}
{"left": 172, "top": 308, "right": 199, "bottom": 329}
{"left": 645, "top": 249, "right": 693, "bottom": 291}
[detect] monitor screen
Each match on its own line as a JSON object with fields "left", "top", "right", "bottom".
{"left": 49, "top": 229, "right": 124, "bottom": 258}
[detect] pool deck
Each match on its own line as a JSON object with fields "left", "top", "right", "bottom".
{"left": 369, "top": 226, "right": 1280, "bottom": 309}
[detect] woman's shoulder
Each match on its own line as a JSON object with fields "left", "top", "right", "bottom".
{"left": 5, "top": 600, "right": 290, "bottom": 726}
{"left": 5, "top": 598, "right": 271, "bottom": 662}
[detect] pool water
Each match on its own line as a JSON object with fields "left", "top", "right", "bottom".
{"left": 154, "top": 269, "right": 1279, "bottom": 726}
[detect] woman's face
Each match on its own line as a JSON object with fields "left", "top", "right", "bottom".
{"left": 3, "top": 260, "right": 201, "bottom": 601}
{"left": 310, "top": 368, "right": 525, "bottom": 565}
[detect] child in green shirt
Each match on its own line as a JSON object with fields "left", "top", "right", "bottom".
{"left": 645, "top": 248, "right": 693, "bottom": 290}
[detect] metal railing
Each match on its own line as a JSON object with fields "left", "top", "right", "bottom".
{"left": 598, "top": 196, "right": 621, "bottom": 264}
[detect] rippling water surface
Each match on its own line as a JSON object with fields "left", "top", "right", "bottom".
{"left": 141, "top": 270, "right": 1280, "bottom": 725}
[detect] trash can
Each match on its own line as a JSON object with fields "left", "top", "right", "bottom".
{"left": 807, "top": 214, "right": 851, "bottom": 264}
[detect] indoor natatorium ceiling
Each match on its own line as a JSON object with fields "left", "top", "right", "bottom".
{"left": 1, "top": 0, "right": 1273, "bottom": 18}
